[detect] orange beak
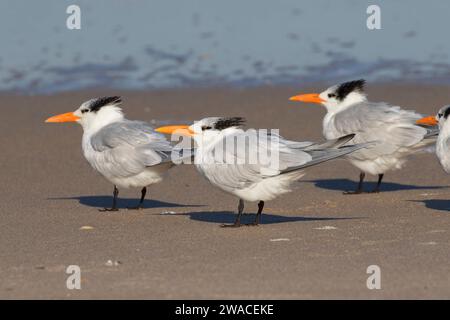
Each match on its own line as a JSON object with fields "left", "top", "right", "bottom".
{"left": 155, "top": 125, "right": 194, "bottom": 136}
{"left": 45, "top": 112, "right": 80, "bottom": 123}
{"left": 289, "top": 93, "right": 325, "bottom": 104}
{"left": 416, "top": 116, "right": 438, "bottom": 126}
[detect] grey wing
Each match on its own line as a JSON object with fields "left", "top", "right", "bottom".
{"left": 304, "top": 134, "right": 355, "bottom": 150}
{"left": 419, "top": 125, "right": 439, "bottom": 139}
{"left": 281, "top": 141, "right": 372, "bottom": 173}
{"left": 267, "top": 131, "right": 315, "bottom": 149}
{"left": 91, "top": 120, "right": 173, "bottom": 167}
{"left": 333, "top": 102, "right": 429, "bottom": 159}
{"left": 199, "top": 130, "right": 313, "bottom": 189}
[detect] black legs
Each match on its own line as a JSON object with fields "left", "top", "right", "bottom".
{"left": 128, "top": 187, "right": 147, "bottom": 210}
{"left": 99, "top": 186, "right": 148, "bottom": 212}
{"left": 357, "top": 172, "right": 366, "bottom": 193}
{"left": 370, "top": 174, "right": 384, "bottom": 193}
{"left": 251, "top": 201, "right": 264, "bottom": 226}
{"left": 99, "top": 185, "right": 119, "bottom": 212}
{"left": 221, "top": 199, "right": 264, "bottom": 228}
{"left": 344, "top": 172, "right": 385, "bottom": 194}
{"left": 344, "top": 172, "right": 365, "bottom": 195}
{"left": 221, "top": 199, "right": 244, "bottom": 228}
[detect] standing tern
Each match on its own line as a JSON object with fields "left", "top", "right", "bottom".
{"left": 45, "top": 96, "right": 173, "bottom": 211}
{"left": 156, "top": 117, "right": 367, "bottom": 227}
{"left": 289, "top": 79, "right": 438, "bottom": 194}
{"left": 417, "top": 106, "right": 450, "bottom": 172}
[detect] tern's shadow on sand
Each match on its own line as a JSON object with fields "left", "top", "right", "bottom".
{"left": 307, "top": 179, "right": 448, "bottom": 193}
{"left": 411, "top": 199, "right": 450, "bottom": 212}
{"left": 48, "top": 196, "right": 204, "bottom": 209}
{"left": 185, "top": 211, "right": 359, "bottom": 225}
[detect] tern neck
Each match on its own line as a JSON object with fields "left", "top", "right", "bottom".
{"left": 439, "top": 118, "right": 450, "bottom": 136}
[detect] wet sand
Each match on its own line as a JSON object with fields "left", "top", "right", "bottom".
{"left": 1, "top": 84, "right": 450, "bottom": 299}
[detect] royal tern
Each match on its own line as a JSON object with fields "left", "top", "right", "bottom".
{"left": 45, "top": 96, "right": 173, "bottom": 211}
{"left": 156, "top": 117, "right": 367, "bottom": 227}
{"left": 290, "top": 79, "right": 438, "bottom": 194}
{"left": 417, "top": 106, "right": 450, "bottom": 172}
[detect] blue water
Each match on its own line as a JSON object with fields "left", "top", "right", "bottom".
{"left": 1, "top": 0, "right": 450, "bottom": 93}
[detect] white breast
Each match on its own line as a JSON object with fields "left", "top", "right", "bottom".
{"left": 322, "top": 113, "right": 340, "bottom": 140}
{"left": 436, "top": 125, "right": 450, "bottom": 173}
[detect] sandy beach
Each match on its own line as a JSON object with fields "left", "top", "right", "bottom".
{"left": 1, "top": 84, "right": 450, "bottom": 299}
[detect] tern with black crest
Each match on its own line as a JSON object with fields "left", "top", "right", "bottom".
{"left": 417, "top": 106, "right": 450, "bottom": 173}
{"left": 290, "top": 80, "right": 438, "bottom": 194}
{"left": 46, "top": 96, "right": 173, "bottom": 211}
{"left": 156, "top": 117, "right": 368, "bottom": 227}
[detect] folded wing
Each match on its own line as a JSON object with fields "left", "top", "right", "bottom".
{"left": 90, "top": 120, "right": 173, "bottom": 177}
{"left": 333, "top": 102, "right": 430, "bottom": 160}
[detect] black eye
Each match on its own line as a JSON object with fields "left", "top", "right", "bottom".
{"left": 81, "top": 109, "right": 89, "bottom": 114}
{"left": 438, "top": 113, "right": 443, "bottom": 118}
{"left": 327, "top": 93, "right": 336, "bottom": 98}
{"left": 201, "top": 126, "right": 212, "bottom": 131}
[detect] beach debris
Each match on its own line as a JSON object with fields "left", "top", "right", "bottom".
{"left": 419, "top": 241, "right": 437, "bottom": 246}
{"left": 427, "top": 230, "right": 445, "bottom": 234}
{"left": 314, "top": 226, "right": 337, "bottom": 230}
{"left": 160, "top": 211, "right": 177, "bottom": 215}
{"left": 105, "top": 260, "right": 122, "bottom": 267}
{"left": 324, "top": 200, "right": 336, "bottom": 206}
{"left": 270, "top": 238, "right": 290, "bottom": 242}
{"left": 79, "top": 225, "right": 94, "bottom": 230}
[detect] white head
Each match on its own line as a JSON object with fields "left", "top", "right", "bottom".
{"left": 290, "top": 79, "right": 368, "bottom": 113}
{"left": 45, "top": 96, "right": 124, "bottom": 133}
{"left": 435, "top": 105, "right": 450, "bottom": 130}
{"left": 155, "top": 117, "right": 246, "bottom": 147}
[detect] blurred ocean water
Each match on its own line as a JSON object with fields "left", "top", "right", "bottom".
{"left": 1, "top": 0, "right": 450, "bottom": 93}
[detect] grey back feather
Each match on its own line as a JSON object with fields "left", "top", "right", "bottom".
{"left": 90, "top": 120, "right": 173, "bottom": 167}
{"left": 328, "top": 101, "right": 432, "bottom": 160}
{"left": 281, "top": 141, "right": 372, "bottom": 174}
{"left": 196, "top": 131, "right": 361, "bottom": 190}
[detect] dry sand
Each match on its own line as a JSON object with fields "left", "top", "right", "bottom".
{"left": 1, "top": 84, "right": 450, "bottom": 299}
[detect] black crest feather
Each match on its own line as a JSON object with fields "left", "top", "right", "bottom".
{"left": 443, "top": 105, "right": 450, "bottom": 119}
{"left": 89, "top": 96, "right": 122, "bottom": 112}
{"left": 214, "top": 117, "right": 246, "bottom": 130}
{"left": 335, "top": 79, "right": 365, "bottom": 101}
